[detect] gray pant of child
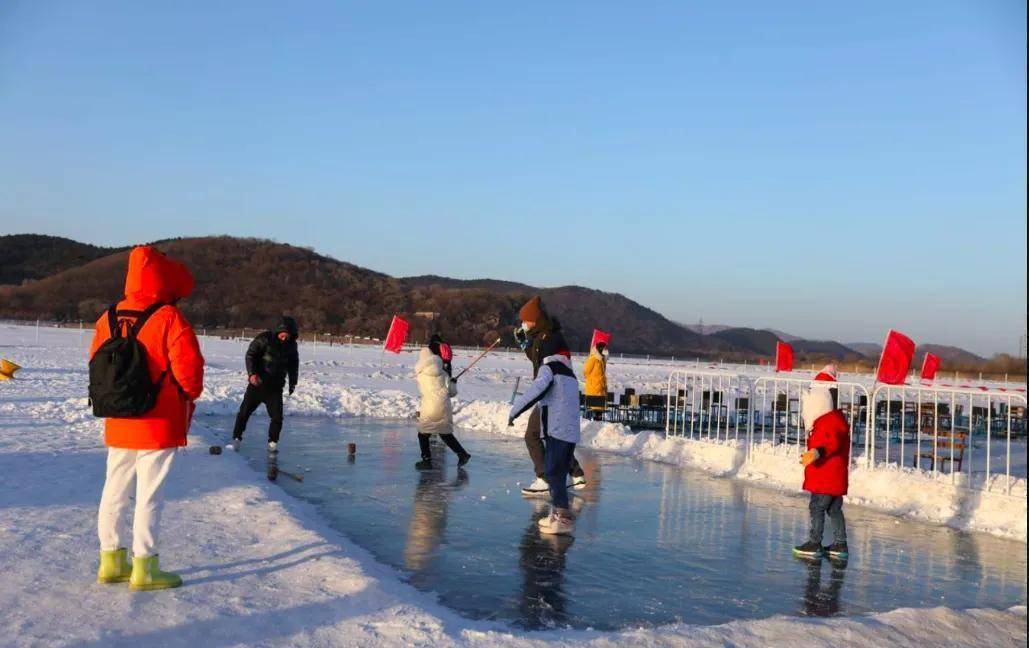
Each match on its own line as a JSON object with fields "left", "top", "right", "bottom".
{"left": 809, "top": 494, "right": 847, "bottom": 545}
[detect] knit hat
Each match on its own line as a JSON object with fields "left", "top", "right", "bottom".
{"left": 813, "top": 363, "right": 838, "bottom": 382}
{"left": 518, "top": 296, "right": 544, "bottom": 323}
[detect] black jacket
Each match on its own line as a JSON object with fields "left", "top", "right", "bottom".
{"left": 246, "top": 329, "right": 299, "bottom": 391}
{"left": 525, "top": 316, "right": 570, "bottom": 379}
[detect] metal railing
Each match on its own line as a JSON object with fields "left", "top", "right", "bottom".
{"left": 750, "top": 376, "right": 870, "bottom": 466}
{"left": 868, "top": 383, "right": 1027, "bottom": 495}
{"left": 664, "top": 370, "right": 1026, "bottom": 496}
{"left": 665, "top": 370, "right": 754, "bottom": 442}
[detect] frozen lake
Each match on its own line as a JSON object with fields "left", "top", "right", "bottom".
{"left": 213, "top": 414, "right": 1028, "bottom": 631}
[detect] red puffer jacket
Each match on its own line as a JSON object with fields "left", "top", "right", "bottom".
{"left": 89, "top": 246, "right": 205, "bottom": 450}
{"left": 803, "top": 409, "right": 851, "bottom": 496}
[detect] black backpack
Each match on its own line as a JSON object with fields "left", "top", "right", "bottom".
{"left": 88, "top": 303, "right": 168, "bottom": 417}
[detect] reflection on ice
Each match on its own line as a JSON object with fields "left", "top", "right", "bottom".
{"left": 223, "top": 415, "right": 1027, "bottom": 631}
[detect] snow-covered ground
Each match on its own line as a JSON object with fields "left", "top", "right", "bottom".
{"left": 1, "top": 323, "right": 1026, "bottom": 646}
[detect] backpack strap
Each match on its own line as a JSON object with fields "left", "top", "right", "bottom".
{"left": 121, "top": 302, "right": 168, "bottom": 338}
{"left": 106, "top": 306, "right": 121, "bottom": 339}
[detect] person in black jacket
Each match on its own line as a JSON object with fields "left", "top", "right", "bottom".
{"left": 231, "top": 316, "right": 300, "bottom": 451}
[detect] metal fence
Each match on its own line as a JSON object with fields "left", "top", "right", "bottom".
{"left": 750, "top": 376, "right": 870, "bottom": 466}
{"left": 867, "top": 383, "right": 1027, "bottom": 495}
{"left": 664, "top": 370, "right": 1027, "bottom": 496}
{"left": 664, "top": 370, "right": 754, "bottom": 442}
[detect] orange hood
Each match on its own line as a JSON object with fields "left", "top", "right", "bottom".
{"left": 124, "top": 246, "right": 194, "bottom": 302}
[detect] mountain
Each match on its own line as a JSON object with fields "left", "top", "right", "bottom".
{"left": 682, "top": 323, "right": 733, "bottom": 335}
{"left": 846, "top": 342, "right": 882, "bottom": 357}
{"left": 685, "top": 323, "right": 802, "bottom": 342}
{"left": 0, "top": 237, "right": 728, "bottom": 356}
{"left": 0, "top": 235, "right": 999, "bottom": 366}
{"left": 0, "top": 234, "right": 125, "bottom": 285}
{"left": 709, "top": 327, "right": 864, "bottom": 362}
{"left": 847, "top": 342, "right": 987, "bottom": 367}
{"left": 403, "top": 276, "right": 731, "bottom": 355}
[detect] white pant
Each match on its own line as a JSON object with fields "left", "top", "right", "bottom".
{"left": 97, "top": 448, "right": 177, "bottom": 557}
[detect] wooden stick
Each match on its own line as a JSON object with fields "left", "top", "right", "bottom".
{"left": 454, "top": 337, "right": 502, "bottom": 380}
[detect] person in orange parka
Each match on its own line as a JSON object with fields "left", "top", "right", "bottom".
{"left": 793, "top": 365, "right": 850, "bottom": 561}
{"left": 90, "top": 246, "right": 204, "bottom": 591}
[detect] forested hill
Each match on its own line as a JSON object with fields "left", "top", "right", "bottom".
{"left": 0, "top": 236, "right": 728, "bottom": 356}
{"left": 1, "top": 235, "right": 1008, "bottom": 369}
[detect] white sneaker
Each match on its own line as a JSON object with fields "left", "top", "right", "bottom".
{"left": 268, "top": 441, "right": 278, "bottom": 452}
{"left": 540, "top": 510, "right": 575, "bottom": 536}
{"left": 521, "top": 477, "right": 550, "bottom": 497}
{"left": 227, "top": 439, "right": 241, "bottom": 452}
{"left": 570, "top": 475, "right": 587, "bottom": 490}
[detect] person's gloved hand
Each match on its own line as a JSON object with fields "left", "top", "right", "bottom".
{"left": 249, "top": 374, "right": 261, "bottom": 387}
{"left": 514, "top": 327, "right": 529, "bottom": 350}
{"left": 450, "top": 376, "right": 458, "bottom": 384}
{"left": 800, "top": 449, "right": 821, "bottom": 466}
{"left": 288, "top": 384, "right": 296, "bottom": 395}
{"left": 507, "top": 417, "right": 515, "bottom": 427}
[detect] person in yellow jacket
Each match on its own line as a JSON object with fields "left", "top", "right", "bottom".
{"left": 582, "top": 342, "right": 609, "bottom": 419}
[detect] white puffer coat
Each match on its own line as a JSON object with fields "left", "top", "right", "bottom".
{"left": 415, "top": 347, "right": 457, "bottom": 435}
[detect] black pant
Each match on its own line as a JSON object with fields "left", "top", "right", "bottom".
{"left": 808, "top": 494, "right": 847, "bottom": 545}
{"left": 525, "top": 407, "right": 584, "bottom": 479}
{"left": 418, "top": 433, "right": 467, "bottom": 460}
{"left": 233, "top": 383, "right": 284, "bottom": 443}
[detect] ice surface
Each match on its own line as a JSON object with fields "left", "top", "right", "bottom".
{"left": 222, "top": 414, "right": 1028, "bottom": 631}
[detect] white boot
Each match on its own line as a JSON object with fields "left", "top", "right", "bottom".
{"left": 521, "top": 477, "right": 549, "bottom": 497}
{"left": 570, "top": 475, "right": 587, "bottom": 490}
{"left": 227, "top": 438, "right": 241, "bottom": 452}
{"left": 268, "top": 441, "right": 278, "bottom": 452}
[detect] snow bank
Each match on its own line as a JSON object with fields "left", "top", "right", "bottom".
{"left": 574, "top": 423, "right": 1028, "bottom": 542}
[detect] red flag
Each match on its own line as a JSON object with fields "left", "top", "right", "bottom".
{"left": 876, "top": 329, "right": 915, "bottom": 385}
{"left": 383, "top": 316, "right": 409, "bottom": 354}
{"left": 590, "top": 329, "right": 612, "bottom": 349}
{"left": 775, "top": 341, "right": 794, "bottom": 372}
{"left": 920, "top": 352, "right": 941, "bottom": 381}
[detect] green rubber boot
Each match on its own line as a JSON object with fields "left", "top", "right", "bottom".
{"left": 129, "top": 555, "right": 182, "bottom": 591}
{"left": 97, "top": 548, "right": 132, "bottom": 584}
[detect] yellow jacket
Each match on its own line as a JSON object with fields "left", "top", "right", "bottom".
{"left": 583, "top": 347, "right": 608, "bottom": 398}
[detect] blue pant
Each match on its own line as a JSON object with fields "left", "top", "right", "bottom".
{"left": 809, "top": 494, "right": 847, "bottom": 545}
{"left": 544, "top": 437, "right": 577, "bottom": 510}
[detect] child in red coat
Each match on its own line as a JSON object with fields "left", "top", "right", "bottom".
{"left": 794, "top": 366, "right": 850, "bottom": 560}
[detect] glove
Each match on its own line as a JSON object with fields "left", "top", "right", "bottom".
{"left": 800, "top": 449, "right": 821, "bottom": 466}
{"left": 249, "top": 374, "right": 261, "bottom": 386}
{"left": 450, "top": 376, "right": 458, "bottom": 384}
{"left": 514, "top": 327, "right": 529, "bottom": 350}
{"left": 507, "top": 417, "right": 515, "bottom": 427}
{"left": 288, "top": 384, "right": 296, "bottom": 395}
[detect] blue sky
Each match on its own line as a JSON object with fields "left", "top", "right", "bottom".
{"left": 1, "top": 1, "right": 1025, "bottom": 355}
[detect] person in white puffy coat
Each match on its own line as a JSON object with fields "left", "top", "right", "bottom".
{"left": 414, "top": 345, "right": 470, "bottom": 469}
